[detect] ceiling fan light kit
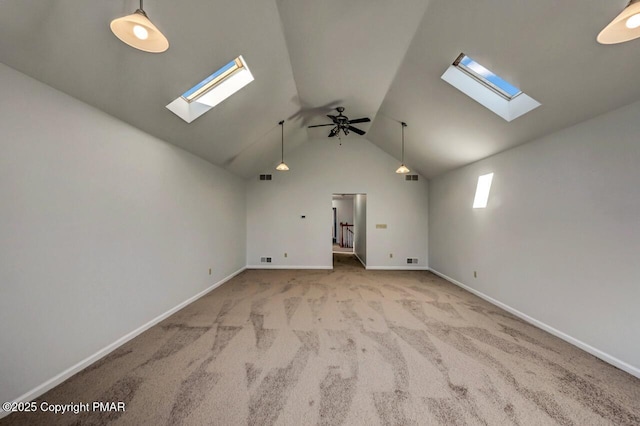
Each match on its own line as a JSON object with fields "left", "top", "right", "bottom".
{"left": 307, "top": 107, "right": 370, "bottom": 138}
{"left": 395, "top": 121, "right": 410, "bottom": 174}
{"left": 110, "top": 0, "right": 169, "bottom": 53}
{"left": 598, "top": 0, "right": 640, "bottom": 44}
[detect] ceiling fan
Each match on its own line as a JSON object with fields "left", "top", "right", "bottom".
{"left": 307, "top": 107, "right": 371, "bottom": 137}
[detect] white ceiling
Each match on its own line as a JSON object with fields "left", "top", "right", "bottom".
{"left": 1, "top": 0, "right": 638, "bottom": 179}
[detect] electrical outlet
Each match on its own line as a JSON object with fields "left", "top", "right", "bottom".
{"left": 209, "top": 268, "right": 212, "bottom": 275}
{"left": 389, "top": 253, "right": 393, "bottom": 258}
{"left": 284, "top": 252, "right": 288, "bottom": 258}
{"left": 474, "top": 271, "right": 477, "bottom": 278}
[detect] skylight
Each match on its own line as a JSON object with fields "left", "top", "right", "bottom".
{"left": 441, "top": 53, "right": 540, "bottom": 122}
{"left": 166, "top": 56, "right": 254, "bottom": 123}
{"left": 456, "top": 55, "right": 521, "bottom": 100}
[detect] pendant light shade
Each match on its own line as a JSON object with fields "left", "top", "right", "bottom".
{"left": 395, "top": 164, "right": 410, "bottom": 174}
{"left": 395, "top": 121, "right": 410, "bottom": 174}
{"left": 276, "top": 120, "right": 289, "bottom": 171}
{"left": 597, "top": 0, "right": 640, "bottom": 44}
{"left": 110, "top": 1, "right": 169, "bottom": 53}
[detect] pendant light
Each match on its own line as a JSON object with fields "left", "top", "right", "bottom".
{"left": 597, "top": 0, "right": 640, "bottom": 44}
{"left": 395, "top": 121, "right": 410, "bottom": 174}
{"left": 276, "top": 120, "right": 290, "bottom": 171}
{"left": 110, "top": 0, "right": 169, "bottom": 53}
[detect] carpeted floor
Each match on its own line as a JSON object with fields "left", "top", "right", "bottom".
{"left": 3, "top": 254, "right": 639, "bottom": 425}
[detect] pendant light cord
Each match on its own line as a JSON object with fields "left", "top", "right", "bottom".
{"left": 279, "top": 120, "right": 285, "bottom": 162}
{"left": 401, "top": 122, "right": 407, "bottom": 164}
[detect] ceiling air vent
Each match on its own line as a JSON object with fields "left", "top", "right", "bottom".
{"left": 405, "top": 175, "right": 419, "bottom": 181}
{"left": 259, "top": 174, "right": 273, "bottom": 181}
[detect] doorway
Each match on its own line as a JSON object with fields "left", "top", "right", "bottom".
{"left": 331, "top": 193, "right": 366, "bottom": 268}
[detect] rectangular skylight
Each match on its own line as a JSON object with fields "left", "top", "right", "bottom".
{"left": 456, "top": 55, "right": 521, "bottom": 100}
{"left": 166, "top": 55, "right": 254, "bottom": 123}
{"left": 441, "top": 53, "right": 540, "bottom": 122}
{"left": 473, "top": 173, "right": 494, "bottom": 209}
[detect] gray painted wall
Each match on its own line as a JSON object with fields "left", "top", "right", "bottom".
{"left": 429, "top": 100, "right": 640, "bottom": 375}
{"left": 0, "top": 63, "right": 247, "bottom": 404}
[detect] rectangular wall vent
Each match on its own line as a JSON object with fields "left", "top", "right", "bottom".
{"left": 259, "top": 174, "right": 272, "bottom": 181}
{"left": 260, "top": 257, "right": 272, "bottom": 263}
{"left": 405, "top": 175, "right": 419, "bottom": 181}
{"left": 406, "top": 258, "right": 419, "bottom": 264}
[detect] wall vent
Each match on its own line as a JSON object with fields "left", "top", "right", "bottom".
{"left": 406, "top": 258, "right": 419, "bottom": 264}
{"left": 259, "top": 174, "right": 273, "bottom": 181}
{"left": 260, "top": 257, "right": 272, "bottom": 263}
{"left": 405, "top": 175, "right": 419, "bottom": 181}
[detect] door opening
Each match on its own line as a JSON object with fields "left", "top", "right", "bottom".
{"left": 331, "top": 193, "right": 366, "bottom": 268}
{"left": 332, "top": 194, "right": 354, "bottom": 254}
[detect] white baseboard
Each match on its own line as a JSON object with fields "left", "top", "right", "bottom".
{"left": 429, "top": 269, "right": 640, "bottom": 379}
{"left": 366, "top": 266, "right": 429, "bottom": 270}
{"left": 246, "top": 265, "right": 332, "bottom": 270}
{"left": 1, "top": 267, "right": 246, "bottom": 419}
{"left": 355, "top": 253, "right": 366, "bottom": 268}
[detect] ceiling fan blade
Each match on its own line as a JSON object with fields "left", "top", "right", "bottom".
{"left": 308, "top": 123, "right": 335, "bottom": 128}
{"left": 349, "top": 117, "right": 371, "bottom": 124}
{"left": 348, "top": 126, "right": 366, "bottom": 135}
{"left": 329, "top": 128, "right": 338, "bottom": 137}
{"left": 327, "top": 114, "right": 338, "bottom": 122}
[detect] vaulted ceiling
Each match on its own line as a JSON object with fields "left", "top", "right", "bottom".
{"left": 1, "top": 0, "right": 639, "bottom": 179}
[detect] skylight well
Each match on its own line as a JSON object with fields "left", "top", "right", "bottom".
{"left": 441, "top": 53, "right": 540, "bottom": 122}
{"left": 167, "top": 56, "right": 254, "bottom": 123}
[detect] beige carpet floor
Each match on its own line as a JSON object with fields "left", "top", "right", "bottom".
{"left": 3, "top": 254, "right": 639, "bottom": 425}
